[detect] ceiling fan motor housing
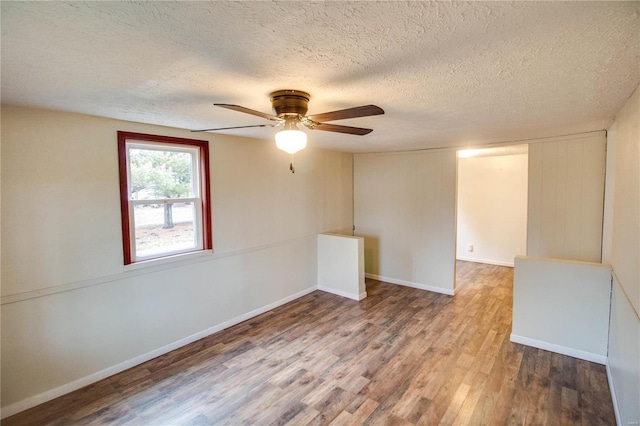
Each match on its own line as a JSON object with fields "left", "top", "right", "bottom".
{"left": 270, "top": 90, "right": 310, "bottom": 117}
{"left": 197, "top": 91, "right": 381, "bottom": 136}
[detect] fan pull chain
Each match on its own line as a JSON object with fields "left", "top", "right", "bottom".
{"left": 290, "top": 154, "right": 295, "bottom": 173}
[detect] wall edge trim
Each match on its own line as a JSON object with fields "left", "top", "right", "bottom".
{"left": 605, "top": 358, "right": 622, "bottom": 426}
{"left": 510, "top": 334, "right": 607, "bottom": 365}
{"left": 364, "top": 273, "right": 455, "bottom": 296}
{"left": 0, "top": 286, "right": 317, "bottom": 419}
{"left": 612, "top": 270, "right": 640, "bottom": 321}
{"left": 317, "top": 285, "right": 366, "bottom": 301}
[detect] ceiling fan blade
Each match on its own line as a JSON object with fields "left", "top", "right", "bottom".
{"left": 214, "top": 104, "right": 281, "bottom": 122}
{"left": 305, "top": 105, "right": 384, "bottom": 122}
{"left": 311, "top": 123, "right": 373, "bottom": 135}
{"left": 191, "top": 124, "right": 277, "bottom": 132}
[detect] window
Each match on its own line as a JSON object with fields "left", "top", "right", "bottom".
{"left": 118, "top": 132, "right": 211, "bottom": 264}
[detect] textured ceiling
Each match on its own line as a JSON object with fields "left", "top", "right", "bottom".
{"left": 1, "top": 1, "right": 638, "bottom": 153}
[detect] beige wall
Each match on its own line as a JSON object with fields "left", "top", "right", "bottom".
{"left": 456, "top": 153, "right": 528, "bottom": 266}
{"left": 354, "top": 150, "right": 457, "bottom": 294}
{"left": 527, "top": 132, "right": 606, "bottom": 263}
{"left": 604, "top": 87, "right": 640, "bottom": 425}
{"left": 0, "top": 106, "right": 353, "bottom": 413}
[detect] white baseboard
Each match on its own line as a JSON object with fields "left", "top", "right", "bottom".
{"left": 365, "top": 273, "right": 455, "bottom": 296}
{"left": 510, "top": 334, "right": 607, "bottom": 365}
{"left": 456, "top": 257, "right": 514, "bottom": 267}
{"left": 317, "top": 285, "right": 366, "bottom": 301}
{"left": 606, "top": 359, "right": 622, "bottom": 426}
{"left": 0, "top": 286, "right": 317, "bottom": 419}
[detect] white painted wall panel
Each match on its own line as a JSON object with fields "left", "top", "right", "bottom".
{"left": 610, "top": 90, "right": 640, "bottom": 313}
{"left": 0, "top": 105, "right": 353, "bottom": 412}
{"left": 456, "top": 153, "right": 528, "bottom": 266}
{"left": 604, "top": 86, "right": 640, "bottom": 426}
{"left": 354, "top": 150, "right": 456, "bottom": 294}
{"left": 413, "top": 151, "right": 457, "bottom": 288}
{"left": 512, "top": 256, "right": 611, "bottom": 363}
{"left": 527, "top": 132, "right": 606, "bottom": 263}
{"left": 607, "top": 278, "right": 640, "bottom": 425}
{"left": 317, "top": 234, "right": 365, "bottom": 300}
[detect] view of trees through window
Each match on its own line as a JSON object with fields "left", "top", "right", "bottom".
{"left": 118, "top": 131, "right": 211, "bottom": 264}
{"left": 129, "top": 148, "right": 198, "bottom": 258}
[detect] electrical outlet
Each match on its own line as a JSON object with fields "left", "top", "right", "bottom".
{"left": 467, "top": 244, "right": 474, "bottom": 252}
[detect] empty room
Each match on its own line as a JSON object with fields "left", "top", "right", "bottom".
{"left": 1, "top": 2, "right": 638, "bottom": 425}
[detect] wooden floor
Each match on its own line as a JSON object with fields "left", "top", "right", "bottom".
{"left": 4, "top": 261, "right": 615, "bottom": 425}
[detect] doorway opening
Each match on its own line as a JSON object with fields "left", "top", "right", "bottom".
{"left": 455, "top": 145, "right": 528, "bottom": 290}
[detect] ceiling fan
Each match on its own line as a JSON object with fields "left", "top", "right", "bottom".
{"left": 192, "top": 90, "right": 384, "bottom": 172}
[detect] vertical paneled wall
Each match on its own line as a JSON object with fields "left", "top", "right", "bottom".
{"left": 527, "top": 132, "right": 606, "bottom": 262}
{"left": 605, "top": 86, "right": 640, "bottom": 425}
{"left": 354, "top": 150, "right": 457, "bottom": 294}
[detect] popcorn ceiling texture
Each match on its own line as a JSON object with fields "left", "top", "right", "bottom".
{"left": 1, "top": 1, "right": 638, "bottom": 152}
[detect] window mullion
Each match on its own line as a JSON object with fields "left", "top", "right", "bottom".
{"left": 130, "top": 198, "right": 199, "bottom": 205}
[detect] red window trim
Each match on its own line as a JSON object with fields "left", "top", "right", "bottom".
{"left": 117, "top": 131, "right": 212, "bottom": 265}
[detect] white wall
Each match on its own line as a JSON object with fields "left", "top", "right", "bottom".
{"left": 0, "top": 105, "right": 353, "bottom": 414}
{"left": 527, "top": 132, "right": 606, "bottom": 263}
{"left": 456, "top": 153, "right": 528, "bottom": 267}
{"left": 511, "top": 256, "right": 611, "bottom": 364}
{"left": 354, "top": 150, "right": 457, "bottom": 295}
{"left": 604, "top": 87, "right": 640, "bottom": 425}
{"left": 317, "top": 234, "right": 365, "bottom": 301}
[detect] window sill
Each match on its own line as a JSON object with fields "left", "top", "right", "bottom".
{"left": 124, "top": 250, "right": 214, "bottom": 272}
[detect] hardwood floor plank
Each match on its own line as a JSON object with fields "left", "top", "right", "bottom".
{"left": 3, "top": 261, "right": 615, "bottom": 426}
{"left": 350, "top": 397, "right": 379, "bottom": 422}
{"left": 451, "top": 371, "right": 488, "bottom": 425}
{"left": 327, "top": 410, "right": 353, "bottom": 425}
{"left": 282, "top": 405, "right": 320, "bottom": 425}
{"left": 438, "top": 382, "right": 471, "bottom": 424}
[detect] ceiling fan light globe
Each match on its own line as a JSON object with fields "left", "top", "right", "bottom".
{"left": 275, "top": 130, "right": 307, "bottom": 154}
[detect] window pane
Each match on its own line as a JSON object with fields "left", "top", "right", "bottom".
{"left": 129, "top": 148, "right": 194, "bottom": 200}
{"left": 133, "top": 202, "right": 197, "bottom": 259}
